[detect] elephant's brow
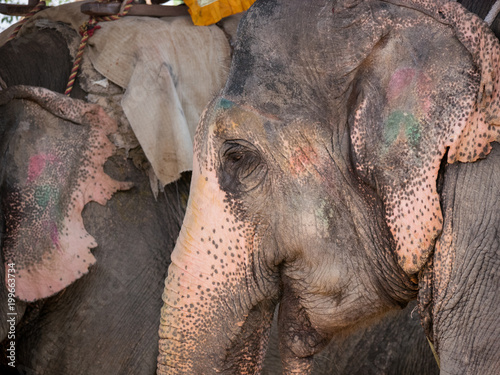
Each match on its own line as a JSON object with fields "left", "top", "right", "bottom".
{"left": 236, "top": 103, "right": 281, "bottom": 122}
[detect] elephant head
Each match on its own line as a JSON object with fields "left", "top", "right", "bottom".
{"left": 158, "top": 0, "right": 500, "bottom": 373}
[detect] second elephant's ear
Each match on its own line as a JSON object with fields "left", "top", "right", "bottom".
{"left": 0, "top": 86, "right": 133, "bottom": 302}
{"left": 349, "top": 2, "right": 500, "bottom": 274}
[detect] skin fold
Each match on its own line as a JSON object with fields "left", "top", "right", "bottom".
{"left": 420, "top": 143, "right": 500, "bottom": 375}
{"left": 158, "top": 0, "right": 500, "bottom": 374}
{"left": 262, "top": 300, "right": 438, "bottom": 374}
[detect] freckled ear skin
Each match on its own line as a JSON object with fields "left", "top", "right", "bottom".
{"left": 0, "top": 86, "right": 133, "bottom": 302}
{"left": 348, "top": 1, "right": 500, "bottom": 274}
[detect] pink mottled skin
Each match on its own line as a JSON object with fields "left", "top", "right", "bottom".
{"left": 158, "top": 148, "right": 273, "bottom": 374}
{"left": 2, "top": 86, "right": 133, "bottom": 302}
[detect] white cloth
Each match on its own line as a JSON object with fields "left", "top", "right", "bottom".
{"left": 87, "top": 15, "right": 231, "bottom": 184}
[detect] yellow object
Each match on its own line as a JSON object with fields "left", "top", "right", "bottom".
{"left": 184, "top": 0, "right": 255, "bottom": 26}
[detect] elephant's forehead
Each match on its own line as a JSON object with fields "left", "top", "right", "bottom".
{"left": 212, "top": 97, "right": 325, "bottom": 139}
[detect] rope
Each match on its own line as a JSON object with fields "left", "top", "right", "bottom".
{"left": 95, "top": 0, "right": 134, "bottom": 22}
{"left": 64, "top": 0, "right": 134, "bottom": 96}
{"left": 64, "top": 18, "right": 101, "bottom": 96}
{"left": 6, "top": 1, "right": 46, "bottom": 42}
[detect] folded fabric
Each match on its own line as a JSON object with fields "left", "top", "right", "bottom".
{"left": 1, "top": 2, "right": 233, "bottom": 186}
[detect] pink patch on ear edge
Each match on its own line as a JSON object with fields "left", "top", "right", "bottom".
{"left": 4, "top": 88, "right": 133, "bottom": 302}
{"left": 443, "top": 1, "right": 500, "bottom": 163}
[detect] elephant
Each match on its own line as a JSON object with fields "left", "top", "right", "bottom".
{"left": 1, "top": 1, "right": 496, "bottom": 373}
{"left": 0, "top": 13, "right": 439, "bottom": 375}
{"left": 157, "top": 0, "right": 500, "bottom": 374}
{"left": 0, "top": 85, "right": 191, "bottom": 375}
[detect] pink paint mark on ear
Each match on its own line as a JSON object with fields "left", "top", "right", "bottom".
{"left": 27, "top": 154, "right": 59, "bottom": 183}
{"left": 387, "top": 68, "right": 416, "bottom": 103}
{"left": 49, "top": 221, "right": 59, "bottom": 248}
{"left": 387, "top": 68, "right": 433, "bottom": 116}
{"left": 27, "top": 154, "right": 47, "bottom": 183}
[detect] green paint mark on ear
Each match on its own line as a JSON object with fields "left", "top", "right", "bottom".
{"left": 405, "top": 118, "right": 422, "bottom": 147}
{"left": 34, "top": 185, "right": 59, "bottom": 209}
{"left": 385, "top": 111, "right": 404, "bottom": 145}
{"left": 384, "top": 111, "right": 421, "bottom": 147}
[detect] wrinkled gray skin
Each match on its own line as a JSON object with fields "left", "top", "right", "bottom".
{"left": 429, "top": 144, "right": 500, "bottom": 374}
{"left": 0, "top": 21, "right": 440, "bottom": 375}
{"left": 263, "top": 300, "right": 439, "bottom": 375}
{"left": 158, "top": 0, "right": 500, "bottom": 374}
{"left": 0, "top": 20, "right": 434, "bottom": 375}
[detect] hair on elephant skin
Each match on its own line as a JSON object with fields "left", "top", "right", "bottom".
{"left": 157, "top": 0, "right": 500, "bottom": 374}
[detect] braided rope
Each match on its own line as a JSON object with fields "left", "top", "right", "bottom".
{"left": 64, "top": 18, "right": 101, "bottom": 96}
{"left": 7, "top": 1, "right": 46, "bottom": 42}
{"left": 96, "top": 0, "right": 134, "bottom": 22}
{"left": 64, "top": 0, "right": 134, "bottom": 96}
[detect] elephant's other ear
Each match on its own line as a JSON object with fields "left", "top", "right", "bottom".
{"left": 0, "top": 86, "right": 133, "bottom": 302}
{"left": 349, "top": 2, "right": 500, "bottom": 275}
{"left": 439, "top": 0, "right": 500, "bottom": 162}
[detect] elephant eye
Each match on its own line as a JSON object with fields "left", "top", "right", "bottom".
{"left": 219, "top": 140, "right": 267, "bottom": 195}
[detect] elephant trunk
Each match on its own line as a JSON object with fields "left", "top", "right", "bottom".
{"left": 157, "top": 160, "right": 278, "bottom": 374}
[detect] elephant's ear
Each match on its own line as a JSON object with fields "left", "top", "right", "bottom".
{"left": 0, "top": 86, "right": 133, "bottom": 302}
{"left": 349, "top": 1, "right": 500, "bottom": 274}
